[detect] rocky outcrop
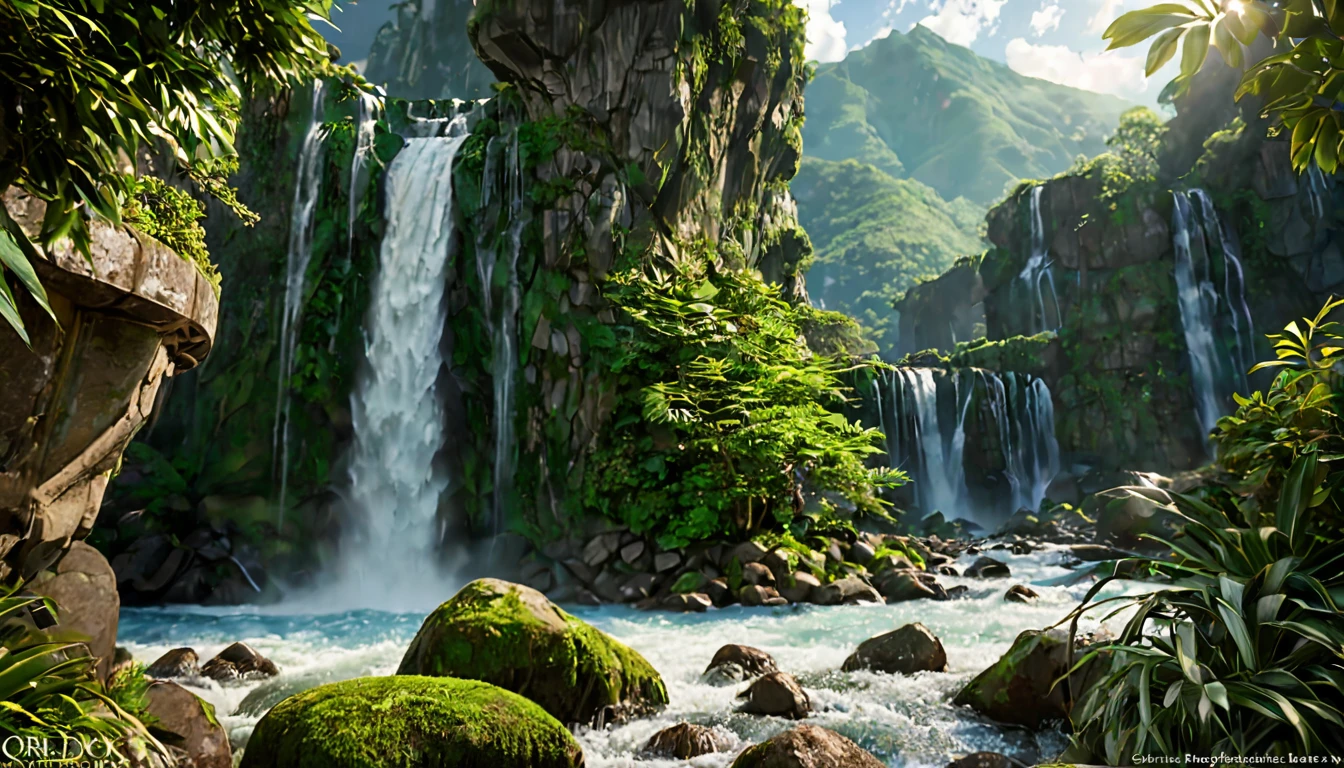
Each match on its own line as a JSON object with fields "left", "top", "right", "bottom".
{"left": 1, "top": 188, "right": 217, "bottom": 582}
{"left": 364, "top": 0, "right": 496, "bottom": 100}
{"left": 953, "top": 628, "right": 1109, "bottom": 728}
{"left": 397, "top": 578, "right": 667, "bottom": 725}
{"left": 239, "top": 676, "right": 584, "bottom": 768}
{"left": 146, "top": 681, "right": 232, "bottom": 768}
{"left": 730, "top": 725, "right": 885, "bottom": 768}
{"left": 841, "top": 623, "right": 947, "bottom": 675}
{"left": 643, "top": 723, "right": 731, "bottom": 759}
{"left": 29, "top": 541, "right": 119, "bottom": 679}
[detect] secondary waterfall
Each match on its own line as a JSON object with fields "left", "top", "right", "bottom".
{"left": 272, "top": 81, "right": 327, "bottom": 524}
{"left": 1171, "top": 190, "right": 1255, "bottom": 446}
{"left": 1017, "top": 186, "right": 1062, "bottom": 334}
{"left": 875, "top": 368, "right": 1059, "bottom": 522}
{"left": 340, "top": 119, "right": 469, "bottom": 606}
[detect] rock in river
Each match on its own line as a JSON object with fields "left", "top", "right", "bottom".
{"left": 842, "top": 623, "right": 948, "bottom": 675}
{"left": 239, "top": 676, "right": 583, "bottom": 768}
{"left": 730, "top": 725, "right": 884, "bottom": 767}
{"left": 397, "top": 578, "right": 667, "bottom": 726}
{"left": 643, "top": 722, "right": 731, "bottom": 759}
{"left": 738, "top": 671, "right": 811, "bottom": 719}
{"left": 953, "top": 628, "right": 1108, "bottom": 727}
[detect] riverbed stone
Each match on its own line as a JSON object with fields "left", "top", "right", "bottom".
{"left": 146, "top": 681, "right": 231, "bottom": 768}
{"left": 953, "top": 628, "right": 1107, "bottom": 727}
{"left": 643, "top": 722, "right": 731, "bottom": 759}
{"left": 239, "top": 676, "right": 583, "bottom": 768}
{"left": 875, "top": 570, "right": 938, "bottom": 603}
{"left": 730, "top": 724, "right": 884, "bottom": 768}
{"left": 705, "top": 644, "right": 778, "bottom": 679}
{"left": 964, "top": 556, "right": 1011, "bottom": 578}
{"left": 779, "top": 571, "right": 821, "bottom": 603}
{"left": 738, "top": 671, "right": 810, "bottom": 719}
{"left": 201, "top": 642, "right": 277, "bottom": 681}
{"left": 147, "top": 648, "right": 200, "bottom": 679}
{"left": 1004, "top": 585, "right": 1039, "bottom": 603}
{"left": 29, "top": 542, "right": 119, "bottom": 679}
{"left": 661, "top": 592, "right": 711, "bottom": 612}
{"left": 849, "top": 541, "right": 876, "bottom": 564}
{"left": 811, "top": 576, "right": 881, "bottom": 605}
{"left": 842, "top": 622, "right": 948, "bottom": 675}
{"left": 727, "top": 541, "right": 769, "bottom": 565}
{"left": 742, "top": 561, "right": 775, "bottom": 587}
{"left": 397, "top": 578, "right": 667, "bottom": 726}
{"left": 704, "top": 578, "right": 733, "bottom": 606}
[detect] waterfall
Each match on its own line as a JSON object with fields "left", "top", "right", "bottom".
{"left": 876, "top": 368, "right": 1060, "bottom": 522}
{"left": 1171, "top": 190, "right": 1255, "bottom": 446}
{"left": 272, "top": 81, "right": 327, "bottom": 524}
{"left": 340, "top": 118, "right": 469, "bottom": 605}
{"left": 346, "top": 94, "right": 381, "bottom": 266}
{"left": 1017, "top": 186, "right": 1062, "bottom": 334}
{"left": 474, "top": 130, "right": 528, "bottom": 535}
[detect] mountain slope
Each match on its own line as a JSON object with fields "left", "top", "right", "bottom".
{"left": 793, "top": 157, "right": 984, "bottom": 351}
{"left": 804, "top": 25, "right": 1130, "bottom": 205}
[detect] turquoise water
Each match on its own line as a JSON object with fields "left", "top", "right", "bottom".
{"left": 118, "top": 546, "right": 1142, "bottom": 767}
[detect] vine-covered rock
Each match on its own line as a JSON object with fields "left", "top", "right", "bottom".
{"left": 396, "top": 578, "right": 667, "bottom": 725}
{"left": 239, "top": 675, "right": 584, "bottom": 768}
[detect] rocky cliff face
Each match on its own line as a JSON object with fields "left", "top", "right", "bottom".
{"left": 442, "top": 0, "right": 812, "bottom": 535}
{"left": 364, "top": 0, "right": 496, "bottom": 100}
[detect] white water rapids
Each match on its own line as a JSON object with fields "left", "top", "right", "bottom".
{"left": 119, "top": 548, "right": 1145, "bottom": 767}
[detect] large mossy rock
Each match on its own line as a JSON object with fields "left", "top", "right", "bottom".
{"left": 397, "top": 579, "right": 667, "bottom": 725}
{"left": 953, "top": 628, "right": 1106, "bottom": 728}
{"left": 239, "top": 676, "right": 584, "bottom": 768}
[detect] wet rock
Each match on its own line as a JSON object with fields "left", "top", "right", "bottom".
{"left": 761, "top": 549, "right": 793, "bottom": 581}
{"left": 842, "top": 622, "right": 948, "bottom": 675}
{"left": 953, "top": 628, "right": 1109, "bottom": 727}
{"left": 727, "top": 541, "right": 768, "bottom": 565}
{"left": 703, "top": 578, "right": 733, "bottom": 607}
{"left": 30, "top": 542, "right": 119, "bottom": 679}
{"left": 874, "top": 570, "right": 937, "bottom": 603}
{"left": 702, "top": 662, "right": 748, "bottom": 686}
{"left": 1069, "top": 544, "right": 1129, "bottom": 561}
{"left": 869, "top": 553, "right": 915, "bottom": 573}
{"left": 147, "top": 648, "right": 200, "bottom": 679}
{"left": 1010, "top": 541, "right": 1033, "bottom": 555}
{"left": 739, "top": 585, "right": 786, "bottom": 606}
{"left": 849, "top": 541, "right": 877, "bottom": 565}
{"left": 620, "top": 540, "right": 646, "bottom": 565}
{"left": 239, "top": 677, "right": 583, "bottom": 768}
{"left": 811, "top": 576, "right": 881, "bottom": 606}
{"left": 654, "top": 552, "right": 681, "bottom": 572}
{"left": 1004, "top": 585, "right": 1039, "bottom": 603}
{"left": 738, "top": 672, "right": 810, "bottom": 719}
{"left": 201, "top": 642, "right": 278, "bottom": 681}
{"left": 945, "top": 752, "right": 1016, "bottom": 768}
{"left": 146, "top": 681, "right": 231, "bottom": 768}
{"left": 730, "top": 724, "right": 884, "bottom": 768}
{"left": 643, "top": 722, "right": 731, "bottom": 759}
{"left": 582, "top": 532, "right": 622, "bottom": 567}
{"left": 947, "top": 585, "right": 970, "bottom": 599}
{"left": 938, "top": 565, "right": 960, "bottom": 576}
{"left": 964, "top": 556, "right": 1011, "bottom": 578}
{"left": 779, "top": 571, "right": 820, "bottom": 603}
{"left": 705, "top": 644, "right": 778, "bottom": 679}
{"left": 620, "top": 572, "right": 657, "bottom": 602}
{"left": 742, "top": 562, "right": 776, "bottom": 587}
{"left": 661, "top": 593, "right": 712, "bottom": 612}
{"left": 397, "top": 578, "right": 667, "bottom": 726}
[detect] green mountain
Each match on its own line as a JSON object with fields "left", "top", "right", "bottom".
{"left": 793, "top": 157, "right": 983, "bottom": 351}
{"left": 803, "top": 25, "right": 1130, "bottom": 205}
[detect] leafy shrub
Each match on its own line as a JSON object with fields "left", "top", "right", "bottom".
{"left": 582, "top": 257, "right": 905, "bottom": 548}
{"left": 1064, "top": 299, "right": 1344, "bottom": 762}
{"left": 0, "top": 584, "right": 163, "bottom": 758}
{"left": 122, "top": 176, "right": 221, "bottom": 294}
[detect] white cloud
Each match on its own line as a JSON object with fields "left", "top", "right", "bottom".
{"left": 1087, "top": 0, "right": 1126, "bottom": 35}
{"left": 1004, "top": 37, "right": 1149, "bottom": 99}
{"left": 795, "top": 0, "right": 849, "bottom": 62}
{"left": 1030, "top": 2, "right": 1065, "bottom": 36}
{"left": 918, "top": 0, "right": 1011, "bottom": 47}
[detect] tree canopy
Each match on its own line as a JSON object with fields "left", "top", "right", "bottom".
{"left": 0, "top": 0, "right": 351, "bottom": 344}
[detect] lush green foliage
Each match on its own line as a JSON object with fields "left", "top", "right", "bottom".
{"left": 1216, "top": 298, "right": 1344, "bottom": 537}
{"left": 1065, "top": 300, "right": 1344, "bottom": 762}
{"left": 802, "top": 24, "right": 1129, "bottom": 205}
{"left": 0, "top": 0, "right": 350, "bottom": 342}
{"left": 121, "top": 176, "right": 220, "bottom": 294}
{"left": 0, "top": 585, "right": 163, "bottom": 758}
{"left": 791, "top": 157, "right": 983, "bottom": 354}
{"left": 1100, "top": 106, "right": 1168, "bottom": 202}
{"left": 583, "top": 259, "right": 904, "bottom": 547}
{"left": 1105, "top": 0, "right": 1344, "bottom": 173}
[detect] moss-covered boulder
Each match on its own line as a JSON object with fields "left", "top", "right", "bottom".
{"left": 239, "top": 676, "right": 584, "bottom": 768}
{"left": 952, "top": 628, "right": 1107, "bottom": 728}
{"left": 397, "top": 579, "right": 667, "bottom": 726}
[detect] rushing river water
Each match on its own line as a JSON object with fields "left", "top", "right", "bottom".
{"left": 119, "top": 546, "right": 1145, "bottom": 767}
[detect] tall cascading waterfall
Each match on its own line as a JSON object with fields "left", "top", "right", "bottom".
{"left": 272, "top": 81, "right": 327, "bottom": 524}
{"left": 339, "top": 117, "right": 470, "bottom": 606}
{"left": 474, "top": 130, "right": 528, "bottom": 535}
{"left": 1171, "top": 190, "right": 1255, "bottom": 446}
{"left": 875, "top": 368, "right": 1060, "bottom": 522}
{"left": 1016, "top": 186, "right": 1063, "bottom": 334}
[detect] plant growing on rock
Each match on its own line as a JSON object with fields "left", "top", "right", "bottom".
{"left": 584, "top": 257, "right": 905, "bottom": 548}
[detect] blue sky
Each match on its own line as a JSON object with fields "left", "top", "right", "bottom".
{"left": 795, "top": 0, "right": 1175, "bottom": 105}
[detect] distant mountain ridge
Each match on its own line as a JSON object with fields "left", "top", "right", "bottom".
{"left": 802, "top": 25, "right": 1131, "bottom": 206}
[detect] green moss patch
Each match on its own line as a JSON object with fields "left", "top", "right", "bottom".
{"left": 239, "top": 675, "right": 583, "bottom": 768}
{"left": 397, "top": 579, "right": 667, "bottom": 726}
